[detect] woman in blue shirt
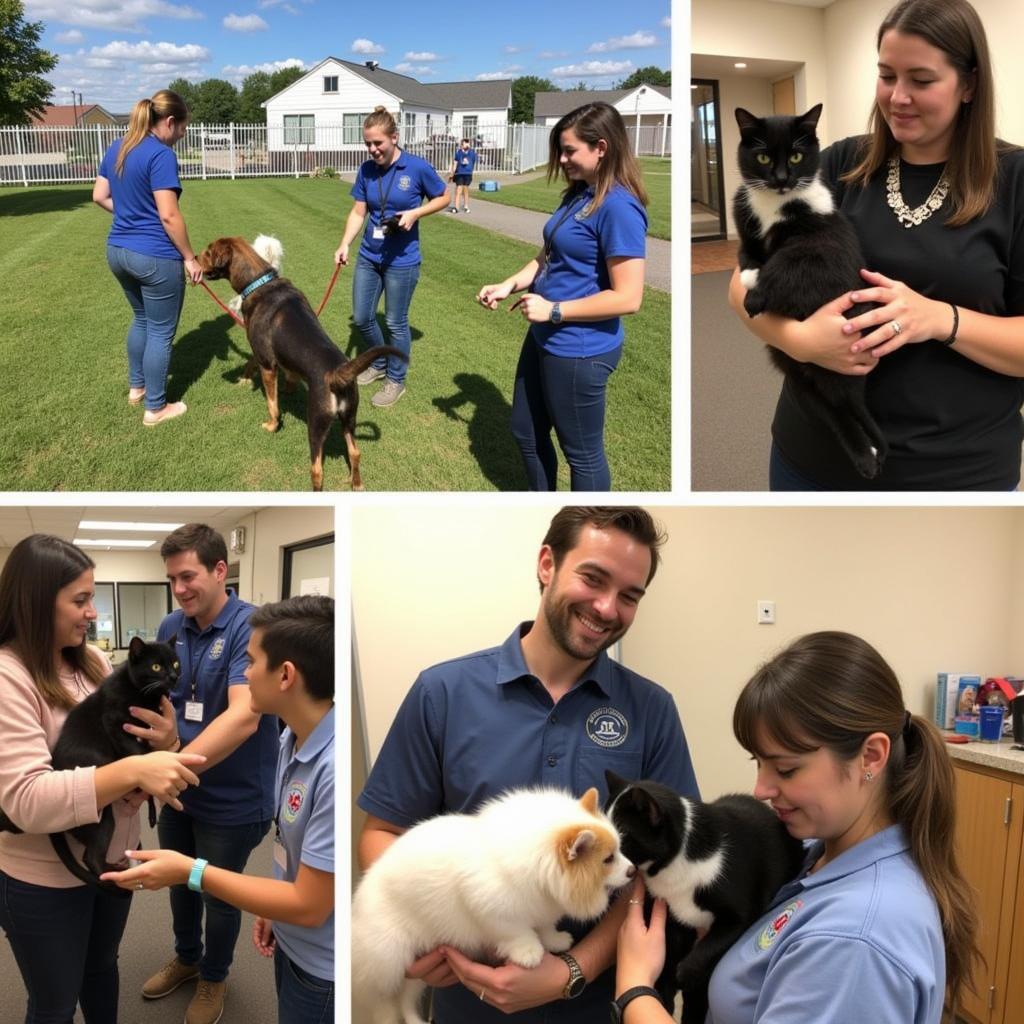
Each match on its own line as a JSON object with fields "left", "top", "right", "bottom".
{"left": 478, "top": 102, "right": 648, "bottom": 491}
{"left": 334, "top": 106, "right": 449, "bottom": 409}
{"left": 613, "top": 632, "right": 980, "bottom": 1024}
{"left": 93, "top": 90, "right": 203, "bottom": 426}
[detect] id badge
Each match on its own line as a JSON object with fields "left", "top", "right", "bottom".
{"left": 372, "top": 226, "right": 386, "bottom": 240}
{"left": 273, "top": 838, "right": 287, "bottom": 871}
{"left": 184, "top": 701, "right": 204, "bottom": 722}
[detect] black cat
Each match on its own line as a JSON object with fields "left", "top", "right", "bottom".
{"left": 0, "top": 636, "right": 179, "bottom": 887}
{"left": 606, "top": 771, "right": 805, "bottom": 1024}
{"left": 733, "top": 103, "right": 888, "bottom": 479}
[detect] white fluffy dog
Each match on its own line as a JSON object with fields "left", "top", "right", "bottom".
{"left": 227, "top": 233, "right": 283, "bottom": 315}
{"left": 351, "top": 787, "right": 635, "bottom": 1024}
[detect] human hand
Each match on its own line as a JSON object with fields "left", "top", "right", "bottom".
{"left": 334, "top": 244, "right": 349, "bottom": 266}
{"left": 841, "top": 268, "right": 950, "bottom": 357}
{"left": 477, "top": 281, "right": 515, "bottom": 309}
{"left": 99, "top": 847, "right": 193, "bottom": 890}
{"left": 441, "top": 945, "right": 567, "bottom": 1014}
{"left": 407, "top": 947, "right": 459, "bottom": 988}
{"left": 616, "top": 877, "right": 666, "bottom": 993}
{"left": 253, "top": 917, "right": 276, "bottom": 957}
{"left": 124, "top": 695, "right": 178, "bottom": 750}
{"left": 184, "top": 257, "right": 203, "bottom": 285}
{"left": 131, "top": 751, "right": 205, "bottom": 810}
{"left": 509, "top": 293, "right": 555, "bottom": 324}
{"left": 787, "top": 291, "right": 881, "bottom": 376}
{"left": 397, "top": 210, "right": 418, "bottom": 231}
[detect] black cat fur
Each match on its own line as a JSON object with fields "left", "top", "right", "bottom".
{"left": 606, "top": 771, "right": 805, "bottom": 1024}
{"left": 733, "top": 103, "right": 888, "bottom": 479}
{"left": 0, "top": 636, "right": 179, "bottom": 888}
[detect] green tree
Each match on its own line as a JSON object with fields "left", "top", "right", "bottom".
{"left": 190, "top": 78, "right": 239, "bottom": 124}
{"left": 168, "top": 77, "right": 198, "bottom": 112}
{"left": 616, "top": 66, "right": 671, "bottom": 90}
{"left": 237, "top": 70, "right": 272, "bottom": 123}
{"left": 0, "top": 0, "right": 57, "bottom": 125}
{"left": 570, "top": 81, "right": 590, "bottom": 92}
{"left": 510, "top": 75, "right": 557, "bottom": 123}
{"left": 268, "top": 65, "right": 305, "bottom": 97}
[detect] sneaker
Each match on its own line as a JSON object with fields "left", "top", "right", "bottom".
{"left": 356, "top": 365, "right": 386, "bottom": 386}
{"left": 462, "top": 207, "right": 469, "bottom": 213}
{"left": 142, "top": 401, "right": 187, "bottom": 426}
{"left": 371, "top": 379, "right": 406, "bottom": 408}
{"left": 185, "top": 980, "right": 227, "bottom": 1024}
{"left": 141, "top": 956, "right": 199, "bottom": 999}
{"left": 448, "top": 206, "right": 457, "bottom": 212}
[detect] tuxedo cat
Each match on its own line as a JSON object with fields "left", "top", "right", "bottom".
{"left": 606, "top": 771, "right": 805, "bottom": 1024}
{"left": 0, "top": 636, "right": 179, "bottom": 887}
{"left": 733, "top": 103, "right": 888, "bottom": 479}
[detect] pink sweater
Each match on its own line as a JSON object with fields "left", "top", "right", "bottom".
{"left": 0, "top": 645, "right": 140, "bottom": 887}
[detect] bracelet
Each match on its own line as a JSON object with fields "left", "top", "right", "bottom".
{"left": 187, "top": 857, "right": 208, "bottom": 892}
{"left": 940, "top": 303, "right": 959, "bottom": 346}
{"left": 169, "top": 735, "right": 181, "bottom": 753}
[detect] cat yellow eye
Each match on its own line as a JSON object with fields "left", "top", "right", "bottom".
{"left": 789, "top": 153, "right": 804, "bottom": 164}
{"left": 173, "top": 661, "right": 180, "bottom": 670}
{"left": 151, "top": 663, "right": 161, "bottom": 671}
{"left": 756, "top": 154, "right": 771, "bottom": 165}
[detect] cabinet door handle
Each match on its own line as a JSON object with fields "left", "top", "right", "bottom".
{"left": 1005, "top": 797, "right": 1012, "bottom": 826}
{"left": 988, "top": 985, "right": 996, "bottom": 1010}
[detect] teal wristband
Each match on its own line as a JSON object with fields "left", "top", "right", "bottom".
{"left": 187, "top": 857, "right": 208, "bottom": 892}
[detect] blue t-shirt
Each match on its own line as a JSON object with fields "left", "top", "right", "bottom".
{"left": 351, "top": 150, "right": 447, "bottom": 268}
{"left": 98, "top": 135, "right": 183, "bottom": 261}
{"left": 452, "top": 148, "right": 478, "bottom": 176}
{"left": 358, "top": 621, "right": 699, "bottom": 1024}
{"left": 158, "top": 591, "right": 278, "bottom": 825}
{"left": 273, "top": 706, "right": 334, "bottom": 982}
{"left": 530, "top": 183, "right": 647, "bottom": 358}
{"left": 707, "top": 826, "right": 945, "bottom": 1024}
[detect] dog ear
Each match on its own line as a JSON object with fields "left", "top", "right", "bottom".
{"left": 579, "top": 787, "right": 599, "bottom": 815}
{"left": 565, "top": 828, "right": 597, "bottom": 862}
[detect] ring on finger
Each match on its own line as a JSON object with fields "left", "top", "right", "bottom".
{"left": 479, "top": 987, "right": 486, "bottom": 1001}
{"left": 889, "top": 319, "right": 903, "bottom": 336}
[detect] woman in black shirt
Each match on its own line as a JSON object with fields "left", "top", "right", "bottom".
{"left": 729, "top": 0, "right": 1024, "bottom": 490}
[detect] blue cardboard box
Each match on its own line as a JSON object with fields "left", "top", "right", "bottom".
{"left": 478, "top": 180, "right": 500, "bottom": 192}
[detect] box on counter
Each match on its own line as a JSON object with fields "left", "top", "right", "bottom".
{"left": 954, "top": 715, "right": 980, "bottom": 739}
{"left": 955, "top": 676, "right": 982, "bottom": 718}
{"left": 935, "top": 673, "right": 963, "bottom": 730}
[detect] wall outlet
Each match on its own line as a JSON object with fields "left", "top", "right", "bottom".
{"left": 757, "top": 600, "right": 776, "bottom": 624}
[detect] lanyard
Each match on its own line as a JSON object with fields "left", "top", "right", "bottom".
{"left": 543, "top": 191, "right": 590, "bottom": 262}
{"left": 375, "top": 156, "right": 402, "bottom": 221}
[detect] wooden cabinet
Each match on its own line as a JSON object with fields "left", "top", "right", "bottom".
{"left": 951, "top": 763, "right": 1024, "bottom": 1024}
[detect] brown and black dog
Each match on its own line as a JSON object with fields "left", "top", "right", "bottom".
{"left": 196, "top": 236, "right": 404, "bottom": 491}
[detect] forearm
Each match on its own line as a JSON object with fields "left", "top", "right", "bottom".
{"left": 623, "top": 994, "right": 672, "bottom": 1023}
{"left": 728, "top": 266, "right": 804, "bottom": 357}
{"left": 181, "top": 703, "right": 258, "bottom": 771}
{"left": 94, "top": 758, "right": 140, "bottom": 809}
{"left": 160, "top": 210, "right": 196, "bottom": 261}
{"left": 199, "top": 866, "right": 330, "bottom": 928}
{"left": 505, "top": 257, "right": 543, "bottom": 293}
{"left": 558, "top": 287, "right": 643, "bottom": 322}
{"left": 572, "top": 893, "right": 629, "bottom": 983}
{"left": 357, "top": 824, "right": 400, "bottom": 871}
{"left": 938, "top": 306, "right": 1024, "bottom": 377}
{"left": 94, "top": 197, "right": 114, "bottom": 214}
{"left": 418, "top": 194, "right": 451, "bottom": 218}
{"left": 341, "top": 207, "right": 366, "bottom": 248}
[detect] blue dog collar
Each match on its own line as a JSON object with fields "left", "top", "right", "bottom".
{"left": 239, "top": 270, "right": 277, "bottom": 299}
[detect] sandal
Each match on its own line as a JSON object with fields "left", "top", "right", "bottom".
{"left": 143, "top": 401, "right": 187, "bottom": 426}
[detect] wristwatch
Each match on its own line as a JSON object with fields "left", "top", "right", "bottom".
{"left": 550, "top": 301, "right": 563, "bottom": 324}
{"left": 610, "top": 986, "right": 661, "bottom": 1023}
{"left": 557, "top": 952, "right": 586, "bottom": 999}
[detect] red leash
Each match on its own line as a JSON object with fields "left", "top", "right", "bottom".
{"left": 198, "top": 263, "right": 342, "bottom": 327}
{"left": 316, "top": 262, "right": 342, "bottom": 317}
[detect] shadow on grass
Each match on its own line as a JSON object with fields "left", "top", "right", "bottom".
{"left": 343, "top": 317, "right": 423, "bottom": 359}
{"left": 433, "top": 372, "right": 525, "bottom": 490}
{"left": 0, "top": 187, "right": 93, "bottom": 217}
{"left": 169, "top": 314, "right": 243, "bottom": 399}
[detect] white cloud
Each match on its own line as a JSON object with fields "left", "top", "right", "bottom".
{"left": 221, "top": 56, "right": 306, "bottom": 84}
{"left": 351, "top": 38, "right": 385, "bottom": 55}
{"left": 587, "top": 31, "right": 658, "bottom": 53}
{"left": 57, "top": 29, "right": 85, "bottom": 43}
{"left": 475, "top": 71, "right": 514, "bottom": 81}
{"left": 223, "top": 13, "right": 268, "bottom": 31}
{"left": 258, "top": 0, "right": 298, "bottom": 8}
{"left": 404, "top": 51, "right": 440, "bottom": 61}
{"left": 393, "top": 63, "right": 436, "bottom": 77}
{"left": 661, "top": 16, "right": 671, "bottom": 28}
{"left": 88, "top": 39, "right": 209, "bottom": 63}
{"left": 503, "top": 45, "right": 522, "bottom": 54}
{"left": 550, "top": 60, "right": 634, "bottom": 78}
{"left": 538, "top": 49, "right": 569, "bottom": 59}
{"left": 25, "top": 0, "right": 202, "bottom": 33}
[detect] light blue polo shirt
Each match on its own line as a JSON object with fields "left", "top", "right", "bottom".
{"left": 99, "top": 135, "right": 183, "bottom": 261}
{"left": 273, "top": 705, "right": 334, "bottom": 982}
{"left": 707, "top": 825, "right": 944, "bottom": 1024}
{"left": 158, "top": 591, "right": 278, "bottom": 825}
{"left": 530, "top": 183, "right": 647, "bottom": 358}
{"left": 351, "top": 150, "right": 447, "bottom": 268}
{"left": 452, "top": 148, "right": 478, "bottom": 176}
{"left": 358, "top": 621, "right": 698, "bottom": 1024}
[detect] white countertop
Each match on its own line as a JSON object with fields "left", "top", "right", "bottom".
{"left": 944, "top": 735, "right": 1024, "bottom": 777}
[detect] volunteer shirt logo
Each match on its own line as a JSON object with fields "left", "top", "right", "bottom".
{"left": 586, "top": 707, "right": 628, "bottom": 748}
{"left": 756, "top": 899, "right": 803, "bottom": 950}
{"left": 208, "top": 637, "right": 225, "bottom": 661}
{"left": 398, "top": 175, "right": 412, "bottom": 191}
{"left": 283, "top": 780, "right": 307, "bottom": 824}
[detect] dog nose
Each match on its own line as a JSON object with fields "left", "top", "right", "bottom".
{"left": 626, "top": 864, "right": 636, "bottom": 879}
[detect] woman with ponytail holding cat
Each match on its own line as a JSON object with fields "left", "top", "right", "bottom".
{"left": 615, "top": 631, "right": 980, "bottom": 1024}
{"left": 94, "top": 90, "right": 203, "bottom": 427}
{"left": 0, "top": 534, "right": 205, "bottom": 1023}
{"left": 729, "top": 0, "right": 1024, "bottom": 491}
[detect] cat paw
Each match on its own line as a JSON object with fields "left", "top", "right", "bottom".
{"left": 743, "top": 291, "right": 766, "bottom": 318}
{"left": 499, "top": 936, "right": 545, "bottom": 969}
{"left": 852, "top": 451, "right": 883, "bottom": 479}
{"left": 739, "top": 268, "right": 760, "bottom": 290}
{"left": 542, "top": 929, "right": 574, "bottom": 953}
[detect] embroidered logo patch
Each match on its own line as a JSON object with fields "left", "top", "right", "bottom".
{"left": 282, "top": 780, "right": 307, "bottom": 824}
{"left": 586, "top": 707, "right": 628, "bottom": 748}
{"left": 398, "top": 175, "right": 412, "bottom": 191}
{"left": 208, "top": 637, "right": 225, "bottom": 661}
{"left": 756, "top": 899, "right": 804, "bottom": 950}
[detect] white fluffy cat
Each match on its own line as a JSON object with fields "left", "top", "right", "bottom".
{"left": 351, "top": 786, "right": 635, "bottom": 1024}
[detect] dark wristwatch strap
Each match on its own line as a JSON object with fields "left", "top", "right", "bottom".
{"left": 557, "top": 951, "right": 585, "bottom": 999}
{"left": 610, "top": 985, "right": 662, "bottom": 1023}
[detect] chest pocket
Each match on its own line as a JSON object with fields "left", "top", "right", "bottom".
{"left": 575, "top": 747, "right": 643, "bottom": 807}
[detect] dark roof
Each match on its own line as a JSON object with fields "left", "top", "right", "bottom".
{"left": 335, "top": 59, "right": 446, "bottom": 109}
{"left": 422, "top": 79, "right": 512, "bottom": 110}
{"left": 533, "top": 84, "right": 671, "bottom": 118}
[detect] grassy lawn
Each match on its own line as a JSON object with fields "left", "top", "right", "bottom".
{"left": 474, "top": 157, "right": 671, "bottom": 240}
{"left": 0, "top": 177, "right": 670, "bottom": 492}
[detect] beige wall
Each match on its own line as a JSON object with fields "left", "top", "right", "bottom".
{"left": 354, "top": 505, "right": 1023, "bottom": 801}
{"left": 242, "top": 506, "right": 335, "bottom": 606}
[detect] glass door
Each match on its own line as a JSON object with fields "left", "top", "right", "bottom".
{"left": 691, "top": 78, "right": 726, "bottom": 241}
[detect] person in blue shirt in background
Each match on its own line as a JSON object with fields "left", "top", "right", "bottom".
{"left": 93, "top": 90, "right": 203, "bottom": 427}
{"left": 448, "top": 137, "right": 478, "bottom": 213}
{"left": 477, "top": 102, "right": 648, "bottom": 491}
{"left": 357, "top": 506, "right": 698, "bottom": 1024}
{"left": 334, "top": 105, "right": 450, "bottom": 409}
{"left": 104, "top": 594, "right": 335, "bottom": 1024}
{"left": 613, "top": 631, "right": 980, "bottom": 1024}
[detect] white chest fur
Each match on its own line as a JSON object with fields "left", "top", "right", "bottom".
{"left": 741, "top": 173, "right": 834, "bottom": 234}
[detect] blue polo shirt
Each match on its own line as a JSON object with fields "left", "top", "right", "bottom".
{"left": 273, "top": 705, "right": 334, "bottom": 982}
{"left": 358, "top": 621, "right": 698, "bottom": 1024}
{"left": 351, "top": 150, "right": 447, "bottom": 268}
{"left": 158, "top": 591, "right": 278, "bottom": 825}
{"left": 707, "top": 826, "right": 944, "bottom": 1024}
{"left": 530, "top": 183, "right": 647, "bottom": 358}
{"left": 98, "top": 135, "right": 183, "bottom": 261}
{"left": 452, "top": 148, "right": 478, "bottom": 176}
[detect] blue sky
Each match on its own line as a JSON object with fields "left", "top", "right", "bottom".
{"left": 26, "top": 0, "right": 672, "bottom": 114}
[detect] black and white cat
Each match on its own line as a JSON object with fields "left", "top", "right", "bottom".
{"left": 733, "top": 103, "right": 888, "bottom": 479}
{"left": 0, "top": 636, "right": 180, "bottom": 887}
{"left": 606, "top": 771, "right": 805, "bottom": 1024}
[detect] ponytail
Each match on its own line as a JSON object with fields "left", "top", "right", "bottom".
{"left": 364, "top": 105, "right": 398, "bottom": 138}
{"left": 115, "top": 89, "right": 189, "bottom": 176}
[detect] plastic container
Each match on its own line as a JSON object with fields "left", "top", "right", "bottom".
{"left": 979, "top": 705, "right": 1005, "bottom": 742}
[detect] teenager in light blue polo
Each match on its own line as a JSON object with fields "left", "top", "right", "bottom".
{"left": 448, "top": 138, "right": 479, "bottom": 212}
{"left": 103, "top": 595, "right": 335, "bottom": 1024}
{"left": 358, "top": 507, "right": 698, "bottom": 1024}
{"left": 93, "top": 90, "right": 203, "bottom": 426}
{"left": 478, "top": 102, "right": 648, "bottom": 491}
{"left": 614, "top": 632, "right": 980, "bottom": 1024}
{"left": 334, "top": 105, "right": 449, "bottom": 408}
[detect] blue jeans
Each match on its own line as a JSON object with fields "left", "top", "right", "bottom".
{"left": 0, "top": 870, "right": 132, "bottom": 1023}
{"left": 157, "top": 806, "right": 271, "bottom": 982}
{"left": 768, "top": 443, "right": 830, "bottom": 491}
{"left": 510, "top": 335, "right": 622, "bottom": 491}
{"left": 274, "top": 946, "right": 333, "bottom": 1024}
{"left": 106, "top": 245, "right": 185, "bottom": 411}
{"left": 351, "top": 255, "right": 420, "bottom": 384}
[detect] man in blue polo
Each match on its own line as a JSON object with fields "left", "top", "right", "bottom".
{"left": 448, "top": 137, "right": 478, "bottom": 213}
{"left": 144, "top": 523, "right": 279, "bottom": 1024}
{"left": 357, "top": 506, "right": 699, "bottom": 1024}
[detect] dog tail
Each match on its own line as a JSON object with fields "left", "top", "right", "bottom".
{"left": 327, "top": 346, "right": 408, "bottom": 391}
{"left": 49, "top": 832, "right": 129, "bottom": 895}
